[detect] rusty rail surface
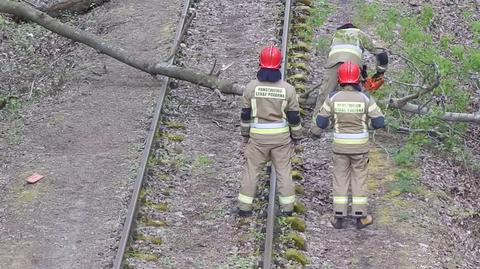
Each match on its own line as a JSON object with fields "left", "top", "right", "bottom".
{"left": 112, "top": 0, "right": 194, "bottom": 267}
{"left": 262, "top": 0, "right": 292, "bottom": 268}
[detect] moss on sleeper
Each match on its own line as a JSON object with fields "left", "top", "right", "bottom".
{"left": 293, "top": 202, "right": 306, "bottom": 214}
{"left": 134, "top": 233, "right": 163, "bottom": 245}
{"left": 286, "top": 248, "right": 308, "bottom": 265}
{"left": 294, "top": 184, "right": 305, "bottom": 194}
{"left": 291, "top": 156, "right": 304, "bottom": 165}
{"left": 144, "top": 200, "right": 169, "bottom": 211}
{"left": 285, "top": 216, "right": 306, "bottom": 232}
{"left": 164, "top": 121, "right": 185, "bottom": 129}
{"left": 125, "top": 250, "right": 159, "bottom": 262}
{"left": 287, "top": 232, "right": 307, "bottom": 250}
{"left": 166, "top": 133, "right": 184, "bottom": 142}
{"left": 291, "top": 170, "right": 304, "bottom": 180}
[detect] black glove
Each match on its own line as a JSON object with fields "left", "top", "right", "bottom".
{"left": 372, "top": 71, "right": 384, "bottom": 79}
{"left": 361, "top": 65, "right": 368, "bottom": 79}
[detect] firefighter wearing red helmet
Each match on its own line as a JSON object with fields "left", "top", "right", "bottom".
{"left": 237, "top": 46, "right": 303, "bottom": 217}
{"left": 311, "top": 23, "right": 389, "bottom": 137}
{"left": 315, "top": 62, "right": 385, "bottom": 229}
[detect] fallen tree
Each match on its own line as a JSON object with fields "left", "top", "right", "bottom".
{"left": 21, "top": 0, "right": 110, "bottom": 17}
{"left": 0, "top": 0, "right": 244, "bottom": 95}
{"left": 1, "top": 0, "right": 479, "bottom": 123}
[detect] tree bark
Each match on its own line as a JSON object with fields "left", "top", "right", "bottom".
{"left": 0, "top": 0, "right": 244, "bottom": 95}
{"left": 39, "top": 0, "right": 109, "bottom": 17}
{"left": 387, "top": 101, "right": 480, "bottom": 123}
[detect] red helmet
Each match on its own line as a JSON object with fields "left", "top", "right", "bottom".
{"left": 337, "top": 62, "right": 360, "bottom": 84}
{"left": 259, "top": 46, "right": 282, "bottom": 69}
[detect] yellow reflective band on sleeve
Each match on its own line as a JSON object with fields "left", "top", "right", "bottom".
{"left": 352, "top": 196, "right": 368, "bottom": 205}
{"left": 362, "top": 114, "right": 367, "bottom": 133}
{"left": 251, "top": 98, "right": 257, "bottom": 119}
{"left": 334, "top": 102, "right": 365, "bottom": 113}
{"left": 329, "top": 48, "right": 362, "bottom": 59}
{"left": 290, "top": 124, "right": 302, "bottom": 131}
{"left": 279, "top": 195, "right": 296, "bottom": 205}
{"left": 250, "top": 127, "right": 290, "bottom": 134}
{"left": 333, "top": 137, "right": 369, "bottom": 145}
{"left": 333, "top": 196, "right": 348, "bottom": 204}
{"left": 238, "top": 193, "right": 254, "bottom": 204}
{"left": 368, "top": 103, "right": 379, "bottom": 113}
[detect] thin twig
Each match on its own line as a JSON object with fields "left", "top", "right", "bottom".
{"left": 374, "top": 141, "right": 391, "bottom": 160}
{"left": 208, "top": 59, "right": 217, "bottom": 76}
{"left": 214, "top": 62, "right": 234, "bottom": 77}
{"left": 212, "top": 120, "right": 225, "bottom": 129}
{"left": 388, "top": 79, "right": 425, "bottom": 89}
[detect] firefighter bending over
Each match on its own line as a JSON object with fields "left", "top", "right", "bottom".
{"left": 315, "top": 62, "right": 385, "bottom": 229}
{"left": 311, "top": 23, "right": 389, "bottom": 137}
{"left": 237, "top": 46, "right": 303, "bottom": 217}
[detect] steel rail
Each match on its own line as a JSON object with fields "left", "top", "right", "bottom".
{"left": 262, "top": 0, "right": 292, "bottom": 268}
{"left": 112, "top": 0, "right": 193, "bottom": 268}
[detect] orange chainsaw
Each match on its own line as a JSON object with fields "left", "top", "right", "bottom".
{"left": 363, "top": 73, "right": 385, "bottom": 92}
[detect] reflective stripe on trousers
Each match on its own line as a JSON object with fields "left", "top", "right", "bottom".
{"left": 333, "top": 196, "right": 348, "bottom": 205}
{"left": 238, "top": 193, "right": 254, "bottom": 204}
{"left": 279, "top": 195, "right": 295, "bottom": 205}
{"left": 329, "top": 44, "right": 362, "bottom": 59}
{"left": 352, "top": 196, "right": 368, "bottom": 205}
{"left": 333, "top": 132, "right": 369, "bottom": 144}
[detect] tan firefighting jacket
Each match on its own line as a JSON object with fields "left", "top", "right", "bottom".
{"left": 241, "top": 79, "right": 303, "bottom": 143}
{"left": 327, "top": 28, "right": 387, "bottom": 73}
{"left": 317, "top": 85, "right": 384, "bottom": 154}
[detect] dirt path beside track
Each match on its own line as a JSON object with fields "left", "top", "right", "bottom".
{"left": 0, "top": 0, "right": 181, "bottom": 268}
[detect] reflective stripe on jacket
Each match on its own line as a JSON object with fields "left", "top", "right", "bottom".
{"left": 241, "top": 79, "right": 303, "bottom": 140}
{"left": 317, "top": 85, "right": 384, "bottom": 154}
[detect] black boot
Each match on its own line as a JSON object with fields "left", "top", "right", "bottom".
{"left": 238, "top": 209, "right": 253, "bottom": 217}
{"left": 330, "top": 217, "right": 343, "bottom": 229}
{"left": 356, "top": 215, "right": 373, "bottom": 229}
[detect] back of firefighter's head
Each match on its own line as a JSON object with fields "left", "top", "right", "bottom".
{"left": 259, "top": 46, "right": 282, "bottom": 70}
{"left": 338, "top": 62, "right": 360, "bottom": 85}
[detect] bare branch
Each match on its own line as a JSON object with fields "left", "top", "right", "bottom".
{"left": 214, "top": 62, "right": 234, "bottom": 77}
{"left": 388, "top": 79, "right": 424, "bottom": 88}
{"left": 388, "top": 51, "right": 425, "bottom": 80}
{"left": 389, "top": 62, "right": 440, "bottom": 108}
{"left": 0, "top": 0, "right": 244, "bottom": 95}
{"left": 209, "top": 59, "right": 217, "bottom": 75}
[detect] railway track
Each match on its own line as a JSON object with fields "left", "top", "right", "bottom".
{"left": 113, "top": 0, "right": 297, "bottom": 268}
{"left": 112, "top": 0, "right": 194, "bottom": 267}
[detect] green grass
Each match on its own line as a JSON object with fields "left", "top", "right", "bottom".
{"left": 358, "top": 2, "right": 476, "bottom": 155}
{"left": 392, "top": 169, "right": 419, "bottom": 194}
{"left": 194, "top": 154, "right": 214, "bottom": 167}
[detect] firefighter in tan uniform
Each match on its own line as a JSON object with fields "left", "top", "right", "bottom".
{"left": 237, "top": 46, "right": 303, "bottom": 217}
{"left": 315, "top": 62, "right": 385, "bottom": 229}
{"left": 311, "top": 23, "right": 389, "bottom": 137}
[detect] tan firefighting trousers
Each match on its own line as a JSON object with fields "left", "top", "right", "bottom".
{"left": 238, "top": 139, "right": 295, "bottom": 212}
{"left": 332, "top": 153, "right": 369, "bottom": 217}
{"left": 311, "top": 62, "right": 342, "bottom": 125}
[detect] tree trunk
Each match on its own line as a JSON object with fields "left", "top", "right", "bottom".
{"left": 0, "top": 0, "right": 244, "bottom": 95}
{"left": 39, "top": 0, "right": 109, "bottom": 17}
{"left": 388, "top": 100, "right": 480, "bottom": 123}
